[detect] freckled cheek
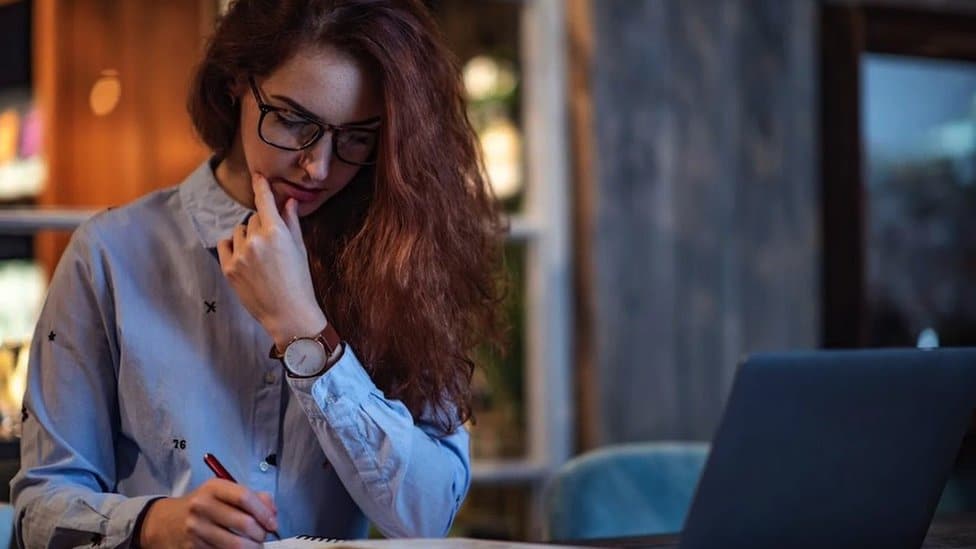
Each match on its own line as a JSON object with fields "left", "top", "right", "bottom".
{"left": 243, "top": 128, "right": 295, "bottom": 171}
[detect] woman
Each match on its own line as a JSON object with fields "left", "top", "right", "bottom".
{"left": 11, "top": 0, "right": 505, "bottom": 547}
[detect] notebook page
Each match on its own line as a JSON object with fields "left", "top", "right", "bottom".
{"left": 265, "top": 538, "right": 590, "bottom": 548}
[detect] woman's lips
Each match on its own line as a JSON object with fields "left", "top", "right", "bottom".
{"left": 271, "top": 178, "right": 325, "bottom": 203}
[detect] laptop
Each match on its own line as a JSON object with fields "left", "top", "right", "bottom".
{"left": 679, "top": 348, "right": 976, "bottom": 549}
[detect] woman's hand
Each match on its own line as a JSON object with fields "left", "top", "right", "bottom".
{"left": 217, "top": 173, "right": 327, "bottom": 348}
{"left": 138, "top": 479, "right": 277, "bottom": 548}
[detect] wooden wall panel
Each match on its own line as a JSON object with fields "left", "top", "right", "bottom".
{"left": 576, "top": 0, "right": 819, "bottom": 444}
{"left": 567, "top": 0, "right": 599, "bottom": 451}
{"left": 34, "top": 0, "right": 216, "bottom": 275}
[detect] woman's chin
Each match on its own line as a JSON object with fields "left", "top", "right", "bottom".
{"left": 270, "top": 191, "right": 317, "bottom": 218}
{"left": 296, "top": 197, "right": 328, "bottom": 218}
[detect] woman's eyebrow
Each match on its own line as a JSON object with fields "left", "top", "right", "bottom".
{"left": 270, "top": 93, "right": 380, "bottom": 127}
{"left": 343, "top": 116, "right": 382, "bottom": 127}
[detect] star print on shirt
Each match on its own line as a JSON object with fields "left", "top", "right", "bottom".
{"left": 47, "top": 331, "right": 56, "bottom": 342}
{"left": 20, "top": 406, "right": 28, "bottom": 423}
{"left": 204, "top": 300, "right": 216, "bottom": 314}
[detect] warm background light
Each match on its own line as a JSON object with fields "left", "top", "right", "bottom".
{"left": 463, "top": 55, "right": 517, "bottom": 101}
{"left": 0, "top": 342, "right": 28, "bottom": 439}
{"left": 89, "top": 70, "right": 122, "bottom": 116}
{"left": 480, "top": 117, "right": 522, "bottom": 200}
{"left": 0, "top": 110, "right": 17, "bottom": 164}
{"left": 462, "top": 55, "right": 523, "bottom": 200}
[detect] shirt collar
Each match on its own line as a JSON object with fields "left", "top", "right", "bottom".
{"left": 179, "top": 158, "right": 254, "bottom": 249}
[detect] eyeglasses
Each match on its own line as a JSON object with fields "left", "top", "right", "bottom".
{"left": 248, "top": 76, "right": 380, "bottom": 166}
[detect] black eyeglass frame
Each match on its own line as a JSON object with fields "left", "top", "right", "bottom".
{"left": 247, "top": 76, "right": 380, "bottom": 166}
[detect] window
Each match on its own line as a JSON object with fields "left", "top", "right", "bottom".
{"left": 820, "top": 4, "right": 976, "bottom": 348}
{"left": 820, "top": 2, "right": 976, "bottom": 510}
{"left": 862, "top": 54, "right": 976, "bottom": 348}
{"left": 430, "top": 0, "right": 572, "bottom": 538}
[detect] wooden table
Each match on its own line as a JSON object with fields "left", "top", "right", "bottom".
{"left": 559, "top": 512, "right": 976, "bottom": 548}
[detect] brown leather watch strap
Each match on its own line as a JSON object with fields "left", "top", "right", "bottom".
{"left": 319, "top": 322, "right": 341, "bottom": 355}
{"left": 268, "top": 322, "right": 343, "bottom": 360}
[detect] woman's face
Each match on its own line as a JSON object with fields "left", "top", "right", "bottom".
{"left": 236, "top": 46, "right": 382, "bottom": 217}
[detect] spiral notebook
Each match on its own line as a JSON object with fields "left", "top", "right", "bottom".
{"left": 264, "top": 536, "right": 586, "bottom": 548}
{"left": 264, "top": 535, "right": 340, "bottom": 548}
{"left": 264, "top": 535, "right": 339, "bottom": 548}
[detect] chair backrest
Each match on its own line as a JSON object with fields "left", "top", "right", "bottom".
{"left": 544, "top": 441, "right": 709, "bottom": 541}
{"left": 0, "top": 503, "right": 12, "bottom": 549}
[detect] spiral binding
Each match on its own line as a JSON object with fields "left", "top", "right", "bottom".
{"left": 295, "top": 535, "right": 341, "bottom": 543}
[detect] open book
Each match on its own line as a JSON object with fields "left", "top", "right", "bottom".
{"left": 264, "top": 536, "right": 588, "bottom": 548}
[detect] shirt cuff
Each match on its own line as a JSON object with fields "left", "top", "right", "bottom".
{"left": 287, "top": 345, "right": 376, "bottom": 418}
{"left": 107, "top": 494, "right": 167, "bottom": 548}
{"left": 130, "top": 496, "right": 165, "bottom": 548}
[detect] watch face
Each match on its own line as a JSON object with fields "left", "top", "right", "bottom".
{"left": 283, "top": 338, "right": 329, "bottom": 376}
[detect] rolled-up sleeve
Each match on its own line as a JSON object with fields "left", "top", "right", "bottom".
{"left": 286, "top": 346, "right": 471, "bottom": 538}
{"left": 11, "top": 223, "right": 154, "bottom": 548}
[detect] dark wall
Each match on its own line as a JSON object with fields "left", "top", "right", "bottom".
{"left": 582, "top": 0, "right": 819, "bottom": 443}
{"left": 0, "top": 0, "right": 31, "bottom": 90}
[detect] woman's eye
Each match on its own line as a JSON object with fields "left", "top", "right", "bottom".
{"left": 273, "top": 112, "right": 306, "bottom": 127}
{"left": 341, "top": 131, "right": 375, "bottom": 147}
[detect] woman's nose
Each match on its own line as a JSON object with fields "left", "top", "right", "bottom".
{"left": 299, "top": 133, "right": 332, "bottom": 181}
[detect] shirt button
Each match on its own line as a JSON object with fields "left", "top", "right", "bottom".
{"left": 264, "top": 371, "right": 277, "bottom": 384}
{"left": 258, "top": 460, "right": 270, "bottom": 472}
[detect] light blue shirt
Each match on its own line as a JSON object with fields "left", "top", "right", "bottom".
{"left": 10, "top": 160, "right": 471, "bottom": 548}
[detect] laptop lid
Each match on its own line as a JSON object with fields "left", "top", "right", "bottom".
{"left": 679, "top": 348, "right": 976, "bottom": 549}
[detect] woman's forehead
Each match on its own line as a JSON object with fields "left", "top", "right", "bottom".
{"left": 262, "top": 47, "right": 381, "bottom": 124}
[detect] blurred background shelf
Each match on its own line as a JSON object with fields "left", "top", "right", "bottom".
{"left": 0, "top": 207, "right": 94, "bottom": 233}
{"left": 471, "top": 459, "right": 550, "bottom": 485}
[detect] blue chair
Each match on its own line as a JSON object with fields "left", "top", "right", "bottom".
{"left": 937, "top": 469, "right": 976, "bottom": 514}
{"left": 544, "top": 441, "right": 709, "bottom": 541}
{"left": 0, "top": 503, "right": 11, "bottom": 549}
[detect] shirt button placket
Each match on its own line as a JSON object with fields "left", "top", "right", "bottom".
{"left": 251, "top": 337, "right": 282, "bottom": 495}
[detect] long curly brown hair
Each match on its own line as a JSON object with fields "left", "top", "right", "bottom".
{"left": 188, "top": 0, "right": 506, "bottom": 433}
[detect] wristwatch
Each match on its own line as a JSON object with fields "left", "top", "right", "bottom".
{"left": 269, "top": 322, "right": 342, "bottom": 378}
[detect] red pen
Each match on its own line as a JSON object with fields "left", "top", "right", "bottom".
{"left": 203, "top": 453, "right": 281, "bottom": 540}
